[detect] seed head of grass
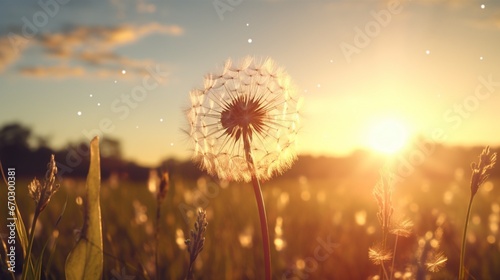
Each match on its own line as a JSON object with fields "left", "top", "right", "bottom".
{"left": 425, "top": 251, "right": 447, "bottom": 272}
{"left": 184, "top": 209, "right": 208, "bottom": 280}
{"left": 470, "top": 146, "right": 496, "bottom": 197}
{"left": 157, "top": 171, "right": 169, "bottom": 204}
{"left": 373, "top": 171, "right": 394, "bottom": 236}
{"left": 28, "top": 154, "right": 60, "bottom": 213}
{"left": 186, "top": 56, "right": 301, "bottom": 182}
{"left": 368, "top": 246, "right": 392, "bottom": 265}
{"left": 390, "top": 217, "right": 413, "bottom": 238}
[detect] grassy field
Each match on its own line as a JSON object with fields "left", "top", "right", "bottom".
{"left": 2, "top": 166, "right": 500, "bottom": 279}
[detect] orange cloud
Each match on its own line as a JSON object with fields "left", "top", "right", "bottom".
{"left": 39, "top": 23, "right": 183, "bottom": 50}
{"left": 0, "top": 36, "right": 29, "bottom": 73}
{"left": 20, "top": 65, "right": 86, "bottom": 78}
{"left": 1, "top": 23, "right": 183, "bottom": 78}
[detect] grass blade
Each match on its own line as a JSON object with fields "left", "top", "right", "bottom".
{"left": 65, "top": 136, "right": 103, "bottom": 280}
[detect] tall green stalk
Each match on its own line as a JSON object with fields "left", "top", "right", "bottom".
{"left": 22, "top": 154, "right": 60, "bottom": 279}
{"left": 21, "top": 209, "right": 40, "bottom": 280}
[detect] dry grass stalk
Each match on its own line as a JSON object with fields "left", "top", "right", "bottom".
{"left": 23, "top": 154, "right": 60, "bottom": 280}
{"left": 373, "top": 172, "right": 394, "bottom": 242}
{"left": 155, "top": 171, "right": 169, "bottom": 280}
{"left": 459, "top": 146, "right": 497, "bottom": 280}
{"left": 28, "top": 154, "right": 60, "bottom": 213}
{"left": 185, "top": 209, "right": 208, "bottom": 280}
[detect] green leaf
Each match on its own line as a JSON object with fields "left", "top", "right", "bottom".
{"left": 14, "top": 204, "right": 29, "bottom": 260}
{"left": 33, "top": 239, "right": 49, "bottom": 280}
{"left": 65, "top": 137, "right": 103, "bottom": 280}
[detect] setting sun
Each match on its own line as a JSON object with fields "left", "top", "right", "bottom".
{"left": 367, "top": 118, "right": 410, "bottom": 155}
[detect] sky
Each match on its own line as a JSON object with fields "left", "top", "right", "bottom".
{"left": 1, "top": 0, "right": 500, "bottom": 166}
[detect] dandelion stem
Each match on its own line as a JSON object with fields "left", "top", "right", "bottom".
{"left": 459, "top": 195, "right": 474, "bottom": 280}
{"left": 243, "top": 133, "right": 271, "bottom": 280}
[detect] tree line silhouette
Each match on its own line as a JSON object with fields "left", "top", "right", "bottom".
{"left": 0, "top": 122, "right": 498, "bottom": 183}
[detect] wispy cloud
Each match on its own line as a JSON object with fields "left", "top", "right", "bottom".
{"left": 20, "top": 65, "right": 86, "bottom": 78}
{"left": 0, "top": 36, "right": 29, "bottom": 73}
{"left": 38, "top": 23, "right": 182, "bottom": 49}
{"left": 0, "top": 23, "right": 183, "bottom": 78}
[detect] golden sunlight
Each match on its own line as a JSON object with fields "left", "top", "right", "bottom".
{"left": 366, "top": 118, "right": 410, "bottom": 155}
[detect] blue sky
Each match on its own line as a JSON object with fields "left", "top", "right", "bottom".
{"left": 1, "top": 0, "right": 500, "bottom": 166}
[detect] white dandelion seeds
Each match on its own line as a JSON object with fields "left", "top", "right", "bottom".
{"left": 187, "top": 56, "right": 301, "bottom": 182}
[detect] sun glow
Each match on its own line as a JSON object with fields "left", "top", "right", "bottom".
{"left": 367, "top": 118, "right": 410, "bottom": 155}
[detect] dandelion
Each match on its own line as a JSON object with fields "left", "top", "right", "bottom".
{"left": 459, "top": 146, "right": 497, "bottom": 279}
{"left": 187, "top": 56, "right": 301, "bottom": 182}
{"left": 369, "top": 246, "right": 392, "bottom": 280}
{"left": 389, "top": 218, "right": 413, "bottom": 280}
{"left": 390, "top": 218, "right": 413, "bottom": 238}
{"left": 186, "top": 57, "right": 301, "bottom": 280}
{"left": 425, "top": 252, "right": 447, "bottom": 273}
{"left": 369, "top": 246, "right": 393, "bottom": 265}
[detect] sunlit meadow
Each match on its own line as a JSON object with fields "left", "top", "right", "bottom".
{"left": 2, "top": 1, "right": 500, "bottom": 279}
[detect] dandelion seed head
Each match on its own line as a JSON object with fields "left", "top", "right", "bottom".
{"left": 368, "top": 246, "right": 392, "bottom": 265}
{"left": 187, "top": 57, "right": 301, "bottom": 182}
{"left": 390, "top": 217, "right": 413, "bottom": 237}
{"left": 425, "top": 252, "right": 447, "bottom": 272}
